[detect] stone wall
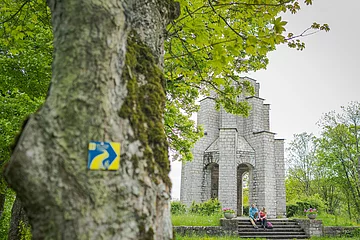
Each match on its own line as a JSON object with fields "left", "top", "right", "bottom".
{"left": 295, "top": 219, "right": 323, "bottom": 237}
{"left": 173, "top": 226, "right": 237, "bottom": 237}
{"left": 323, "top": 226, "right": 360, "bottom": 237}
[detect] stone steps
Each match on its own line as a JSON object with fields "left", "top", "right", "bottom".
{"left": 237, "top": 219, "right": 309, "bottom": 239}
{"left": 237, "top": 235, "right": 309, "bottom": 239}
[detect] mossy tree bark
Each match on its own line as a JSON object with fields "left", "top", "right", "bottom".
{"left": 8, "top": 198, "right": 30, "bottom": 240}
{"left": 0, "top": 192, "right": 4, "bottom": 219}
{"left": 4, "top": 0, "right": 179, "bottom": 239}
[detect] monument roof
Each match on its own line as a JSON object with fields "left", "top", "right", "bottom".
{"left": 238, "top": 136, "right": 255, "bottom": 153}
{"left": 204, "top": 136, "right": 255, "bottom": 153}
{"left": 204, "top": 138, "right": 219, "bottom": 153}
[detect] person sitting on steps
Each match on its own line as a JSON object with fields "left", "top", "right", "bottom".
{"left": 259, "top": 207, "right": 267, "bottom": 229}
{"left": 249, "top": 203, "right": 259, "bottom": 229}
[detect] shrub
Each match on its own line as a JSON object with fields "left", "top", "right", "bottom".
{"left": 171, "top": 201, "right": 187, "bottom": 215}
{"left": 243, "top": 205, "right": 249, "bottom": 216}
{"left": 342, "top": 227, "right": 360, "bottom": 237}
{"left": 286, "top": 203, "right": 298, "bottom": 217}
{"left": 287, "top": 194, "right": 325, "bottom": 217}
{"left": 190, "top": 199, "right": 221, "bottom": 215}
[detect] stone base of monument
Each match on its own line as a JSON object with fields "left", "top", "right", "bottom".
{"left": 174, "top": 218, "right": 359, "bottom": 238}
{"left": 236, "top": 218, "right": 310, "bottom": 239}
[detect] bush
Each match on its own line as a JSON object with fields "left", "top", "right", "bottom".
{"left": 171, "top": 201, "right": 187, "bottom": 215}
{"left": 344, "top": 227, "right": 360, "bottom": 237}
{"left": 287, "top": 194, "right": 326, "bottom": 217}
{"left": 190, "top": 199, "right": 221, "bottom": 215}
{"left": 286, "top": 203, "right": 298, "bottom": 217}
{"left": 243, "top": 205, "right": 249, "bottom": 216}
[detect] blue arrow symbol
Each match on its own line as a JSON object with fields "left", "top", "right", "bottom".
{"left": 102, "top": 142, "right": 117, "bottom": 169}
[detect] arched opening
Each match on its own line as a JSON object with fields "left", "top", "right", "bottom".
{"left": 203, "top": 163, "right": 219, "bottom": 200}
{"left": 237, "top": 164, "right": 251, "bottom": 216}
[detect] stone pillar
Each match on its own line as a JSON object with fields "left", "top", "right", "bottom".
{"left": 244, "top": 97, "right": 265, "bottom": 135}
{"left": 255, "top": 82, "right": 260, "bottom": 97}
{"left": 218, "top": 128, "right": 237, "bottom": 213}
{"left": 181, "top": 97, "right": 219, "bottom": 205}
{"left": 263, "top": 104, "right": 270, "bottom": 131}
{"left": 180, "top": 141, "right": 204, "bottom": 205}
{"left": 250, "top": 131, "right": 277, "bottom": 218}
{"left": 275, "top": 139, "right": 286, "bottom": 217}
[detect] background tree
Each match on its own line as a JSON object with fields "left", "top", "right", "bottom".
{"left": 1, "top": 0, "right": 329, "bottom": 238}
{"left": 286, "top": 102, "right": 360, "bottom": 220}
{"left": 0, "top": 0, "right": 52, "bottom": 237}
{"left": 286, "top": 132, "right": 318, "bottom": 196}
{"left": 317, "top": 101, "right": 360, "bottom": 220}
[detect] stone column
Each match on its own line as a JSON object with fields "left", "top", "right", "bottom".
{"left": 181, "top": 97, "right": 219, "bottom": 205}
{"left": 219, "top": 128, "right": 238, "bottom": 213}
{"left": 250, "top": 131, "right": 277, "bottom": 218}
{"left": 275, "top": 139, "right": 286, "bottom": 217}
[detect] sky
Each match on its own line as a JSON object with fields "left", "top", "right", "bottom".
{"left": 169, "top": 0, "right": 360, "bottom": 200}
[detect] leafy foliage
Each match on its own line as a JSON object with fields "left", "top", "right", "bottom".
{"left": 316, "top": 101, "right": 360, "bottom": 221}
{"left": 286, "top": 194, "right": 325, "bottom": 217}
{"left": 286, "top": 102, "right": 360, "bottom": 222}
{"left": 190, "top": 198, "right": 222, "bottom": 216}
{"left": 0, "top": 92, "right": 43, "bottom": 164}
{"left": 19, "top": 219, "right": 32, "bottom": 240}
{"left": 171, "top": 201, "right": 187, "bottom": 215}
{"left": 0, "top": 0, "right": 52, "bottom": 97}
{"left": 286, "top": 132, "right": 318, "bottom": 196}
{"left": 0, "top": 1, "right": 50, "bottom": 236}
{"left": 0, "top": 189, "right": 15, "bottom": 239}
{"left": 0, "top": 0, "right": 50, "bottom": 169}
{"left": 0, "top": 0, "right": 330, "bottom": 163}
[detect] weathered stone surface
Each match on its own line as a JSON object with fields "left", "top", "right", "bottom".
{"left": 323, "top": 226, "right": 360, "bottom": 237}
{"left": 295, "top": 219, "right": 323, "bottom": 237}
{"left": 181, "top": 77, "right": 286, "bottom": 218}
{"left": 173, "top": 226, "right": 237, "bottom": 237}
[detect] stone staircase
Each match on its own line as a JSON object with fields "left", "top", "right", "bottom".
{"left": 237, "top": 218, "right": 309, "bottom": 239}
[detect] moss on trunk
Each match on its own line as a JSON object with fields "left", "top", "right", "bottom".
{"left": 119, "top": 31, "right": 171, "bottom": 188}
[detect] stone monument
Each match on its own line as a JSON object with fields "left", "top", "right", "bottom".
{"left": 180, "top": 77, "right": 286, "bottom": 218}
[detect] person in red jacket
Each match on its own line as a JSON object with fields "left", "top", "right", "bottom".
{"left": 259, "top": 207, "right": 267, "bottom": 229}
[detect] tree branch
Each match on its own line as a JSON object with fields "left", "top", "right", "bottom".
{"left": 0, "top": 0, "right": 30, "bottom": 24}
{"left": 165, "top": 38, "right": 237, "bottom": 60}
{"left": 208, "top": 0, "right": 246, "bottom": 40}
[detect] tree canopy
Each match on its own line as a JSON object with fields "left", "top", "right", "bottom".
{"left": 0, "top": 0, "right": 329, "bottom": 163}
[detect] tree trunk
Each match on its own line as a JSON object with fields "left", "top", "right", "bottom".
{"left": 0, "top": 192, "right": 5, "bottom": 219}
{"left": 4, "top": 0, "right": 179, "bottom": 239}
{"left": 8, "top": 197, "right": 30, "bottom": 240}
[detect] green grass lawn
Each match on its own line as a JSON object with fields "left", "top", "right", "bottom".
{"left": 292, "top": 213, "right": 360, "bottom": 227}
{"left": 175, "top": 236, "right": 359, "bottom": 240}
{"left": 172, "top": 213, "right": 222, "bottom": 226}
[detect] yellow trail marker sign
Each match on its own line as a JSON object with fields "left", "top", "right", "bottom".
{"left": 87, "top": 141, "right": 120, "bottom": 170}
